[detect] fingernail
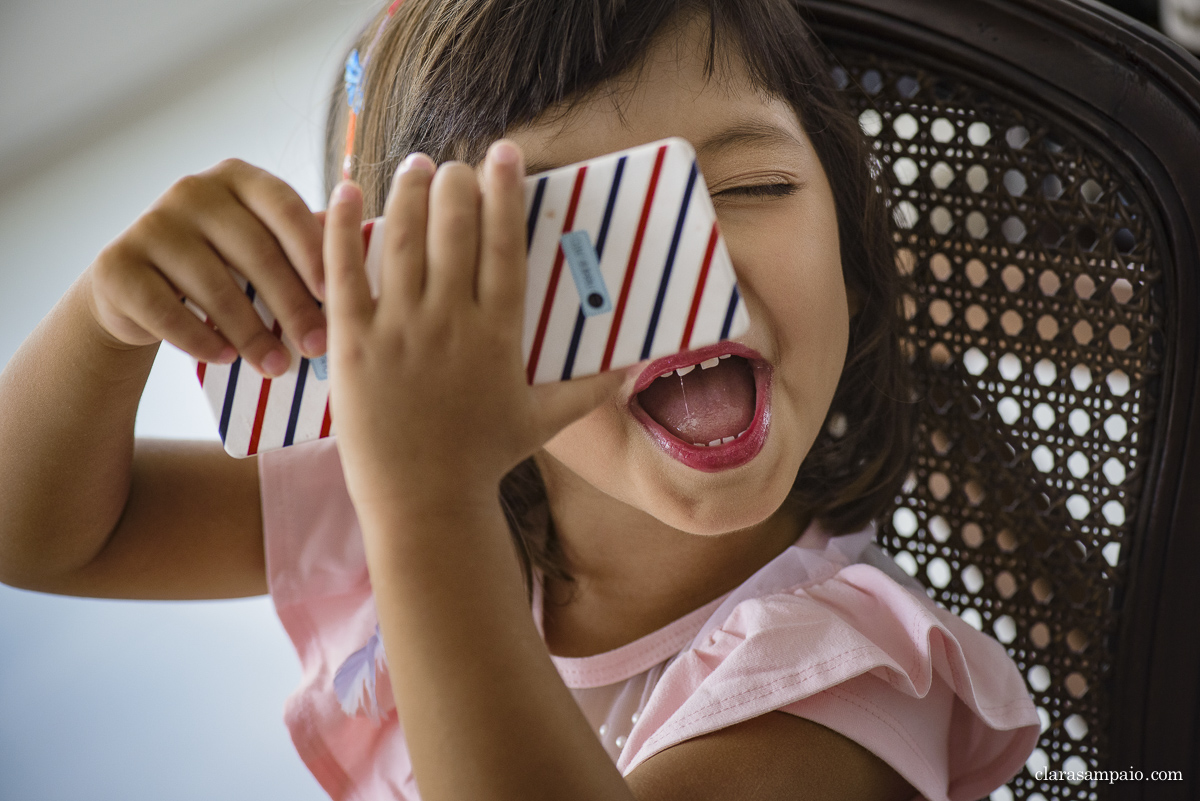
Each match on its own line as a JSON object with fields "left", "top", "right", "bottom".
{"left": 301, "top": 328, "right": 327, "bottom": 357}
{"left": 216, "top": 346, "right": 238, "bottom": 364}
{"left": 491, "top": 141, "right": 521, "bottom": 169}
{"left": 332, "top": 181, "right": 360, "bottom": 204}
{"left": 262, "top": 349, "right": 290, "bottom": 377}
{"left": 400, "top": 152, "right": 435, "bottom": 175}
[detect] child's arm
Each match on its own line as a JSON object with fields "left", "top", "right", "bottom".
{"left": 0, "top": 160, "right": 325, "bottom": 599}
{"left": 324, "top": 146, "right": 635, "bottom": 801}
{"left": 323, "top": 148, "right": 914, "bottom": 801}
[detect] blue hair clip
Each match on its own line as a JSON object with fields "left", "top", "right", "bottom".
{"left": 344, "top": 49, "right": 365, "bottom": 114}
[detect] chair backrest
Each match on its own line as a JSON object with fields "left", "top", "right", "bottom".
{"left": 794, "top": 1, "right": 1200, "bottom": 799}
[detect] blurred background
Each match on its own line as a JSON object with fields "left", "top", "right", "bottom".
{"left": 0, "top": 1, "right": 373, "bottom": 798}
{"left": 0, "top": 1, "right": 1194, "bottom": 800}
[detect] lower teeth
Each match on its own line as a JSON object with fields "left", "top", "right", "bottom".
{"left": 692, "top": 431, "right": 747, "bottom": 447}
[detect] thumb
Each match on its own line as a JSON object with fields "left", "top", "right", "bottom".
{"left": 532, "top": 369, "right": 628, "bottom": 442}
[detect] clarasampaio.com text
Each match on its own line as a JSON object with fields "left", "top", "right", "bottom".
{"left": 1034, "top": 768, "right": 1183, "bottom": 783}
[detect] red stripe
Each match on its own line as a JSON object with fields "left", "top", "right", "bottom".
{"left": 196, "top": 314, "right": 214, "bottom": 386}
{"left": 680, "top": 222, "right": 720, "bottom": 351}
{"left": 320, "top": 399, "right": 333, "bottom": 439}
{"left": 246, "top": 322, "right": 283, "bottom": 456}
{"left": 601, "top": 145, "right": 667, "bottom": 371}
{"left": 361, "top": 219, "right": 375, "bottom": 251}
{"left": 525, "top": 165, "right": 588, "bottom": 384}
{"left": 246, "top": 376, "right": 273, "bottom": 455}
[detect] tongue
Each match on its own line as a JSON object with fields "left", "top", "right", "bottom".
{"left": 637, "top": 357, "right": 756, "bottom": 445}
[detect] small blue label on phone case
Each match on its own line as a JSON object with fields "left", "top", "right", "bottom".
{"left": 560, "top": 231, "right": 612, "bottom": 317}
{"left": 310, "top": 354, "right": 328, "bottom": 381}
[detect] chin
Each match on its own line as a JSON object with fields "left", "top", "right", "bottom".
{"left": 650, "top": 495, "right": 790, "bottom": 537}
{"left": 626, "top": 450, "right": 802, "bottom": 537}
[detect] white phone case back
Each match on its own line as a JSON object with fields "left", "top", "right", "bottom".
{"left": 194, "top": 138, "right": 749, "bottom": 457}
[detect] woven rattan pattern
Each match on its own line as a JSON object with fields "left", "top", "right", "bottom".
{"left": 828, "top": 53, "right": 1165, "bottom": 800}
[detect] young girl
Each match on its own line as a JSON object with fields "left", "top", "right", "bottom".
{"left": 0, "top": 1, "right": 1040, "bottom": 799}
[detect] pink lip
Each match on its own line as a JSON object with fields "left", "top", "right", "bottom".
{"left": 628, "top": 343, "right": 773, "bottom": 473}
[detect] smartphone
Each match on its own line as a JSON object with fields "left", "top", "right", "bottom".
{"left": 193, "top": 137, "right": 750, "bottom": 457}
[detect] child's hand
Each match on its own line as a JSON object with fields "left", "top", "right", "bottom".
{"left": 86, "top": 159, "right": 327, "bottom": 376}
{"left": 323, "top": 142, "right": 625, "bottom": 511}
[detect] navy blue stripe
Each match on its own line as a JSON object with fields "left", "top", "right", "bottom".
{"left": 640, "top": 162, "right": 698, "bottom": 360}
{"left": 218, "top": 282, "right": 257, "bottom": 442}
{"left": 720, "top": 286, "right": 741, "bottom": 340}
{"left": 562, "top": 157, "right": 627, "bottom": 380}
{"left": 593, "top": 156, "right": 626, "bottom": 255}
{"left": 561, "top": 314, "right": 588, "bottom": 381}
{"left": 526, "top": 176, "right": 548, "bottom": 251}
{"left": 283, "top": 357, "right": 309, "bottom": 446}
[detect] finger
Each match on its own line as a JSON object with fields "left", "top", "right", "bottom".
{"left": 142, "top": 227, "right": 292, "bottom": 376}
{"left": 425, "top": 162, "right": 481, "bottom": 306}
{"left": 478, "top": 140, "right": 527, "bottom": 317}
{"left": 379, "top": 153, "right": 435, "bottom": 314}
{"left": 313, "top": 211, "right": 327, "bottom": 298}
{"left": 194, "top": 199, "right": 327, "bottom": 358}
{"left": 99, "top": 257, "right": 238, "bottom": 364}
{"left": 532, "top": 369, "right": 627, "bottom": 442}
{"left": 212, "top": 159, "right": 326, "bottom": 302}
{"left": 324, "top": 181, "right": 371, "bottom": 329}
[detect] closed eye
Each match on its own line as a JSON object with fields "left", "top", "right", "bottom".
{"left": 712, "top": 183, "right": 798, "bottom": 199}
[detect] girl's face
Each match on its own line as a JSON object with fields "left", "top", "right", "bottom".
{"left": 508, "top": 17, "right": 850, "bottom": 537}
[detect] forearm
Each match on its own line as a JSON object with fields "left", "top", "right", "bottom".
{"left": 0, "top": 274, "right": 157, "bottom": 584}
{"left": 360, "top": 492, "right": 635, "bottom": 801}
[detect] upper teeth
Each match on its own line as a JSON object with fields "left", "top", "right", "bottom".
{"left": 658, "top": 355, "right": 731, "bottom": 380}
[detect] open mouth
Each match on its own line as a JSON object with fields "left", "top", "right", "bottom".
{"left": 629, "top": 343, "right": 771, "bottom": 472}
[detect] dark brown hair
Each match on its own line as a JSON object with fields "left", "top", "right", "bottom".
{"left": 325, "top": 0, "right": 914, "bottom": 592}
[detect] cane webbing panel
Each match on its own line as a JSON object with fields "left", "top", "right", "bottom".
{"left": 828, "top": 51, "right": 1166, "bottom": 800}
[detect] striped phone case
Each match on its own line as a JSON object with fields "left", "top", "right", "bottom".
{"left": 193, "top": 137, "right": 749, "bottom": 457}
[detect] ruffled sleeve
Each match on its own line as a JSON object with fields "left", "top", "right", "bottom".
{"left": 616, "top": 560, "right": 1039, "bottom": 801}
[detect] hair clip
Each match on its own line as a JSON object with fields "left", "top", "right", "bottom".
{"left": 344, "top": 49, "right": 365, "bottom": 115}
{"left": 341, "top": 1, "right": 406, "bottom": 179}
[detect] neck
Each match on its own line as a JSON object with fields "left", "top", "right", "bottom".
{"left": 534, "top": 452, "right": 806, "bottom": 658}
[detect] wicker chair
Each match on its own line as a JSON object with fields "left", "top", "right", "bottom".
{"left": 793, "top": 1, "right": 1200, "bottom": 799}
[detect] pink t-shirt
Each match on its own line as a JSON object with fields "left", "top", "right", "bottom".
{"left": 261, "top": 439, "right": 1039, "bottom": 801}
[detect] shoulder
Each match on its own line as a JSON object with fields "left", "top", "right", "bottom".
{"left": 618, "top": 556, "right": 1039, "bottom": 800}
{"left": 626, "top": 711, "right": 916, "bottom": 801}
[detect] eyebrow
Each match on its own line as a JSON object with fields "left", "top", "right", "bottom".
{"left": 694, "top": 120, "right": 807, "bottom": 159}
{"left": 523, "top": 119, "right": 806, "bottom": 176}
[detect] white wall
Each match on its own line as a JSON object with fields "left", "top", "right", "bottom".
{"left": 0, "top": 3, "right": 372, "bottom": 798}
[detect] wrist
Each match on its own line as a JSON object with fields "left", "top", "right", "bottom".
{"left": 352, "top": 477, "right": 503, "bottom": 542}
{"left": 356, "top": 485, "right": 526, "bottom": 600}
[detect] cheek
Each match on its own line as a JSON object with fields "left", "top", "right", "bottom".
{"left": 737, "top": 230, "right": 850, "bottom": 369}
{"left": 730, "top": 225, "right": 849, "bottom": 466}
